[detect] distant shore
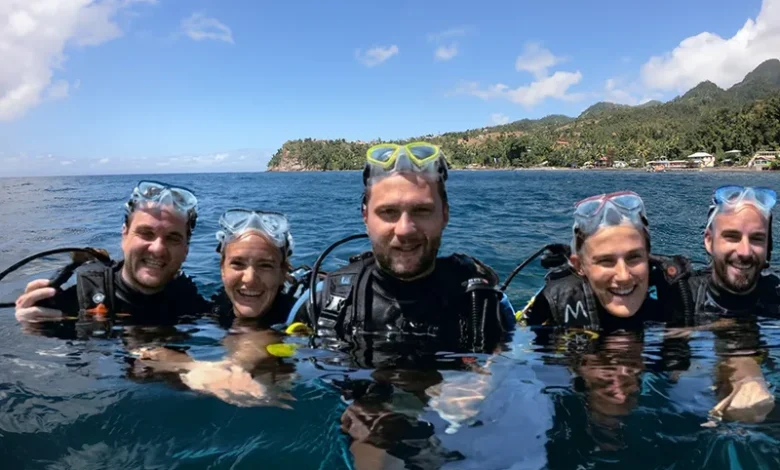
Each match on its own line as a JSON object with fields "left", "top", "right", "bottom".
{"left": 268, "top": 166, "right": 775, "bottom": 173}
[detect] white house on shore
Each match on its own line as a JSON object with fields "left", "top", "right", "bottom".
{"left": 687, "top": 152, "right": 715, "bottom": 168}
{"left": 748, "top": 150, "right": 779, "bottom": 170}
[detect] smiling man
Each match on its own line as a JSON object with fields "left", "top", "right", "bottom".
{"left": 688, "top": 185, "right": 780, "bottom": 315}
{"left": 15, "top": 181, "right": 209, "bottom": 325}
{"left": 292, "top": 142, "right": 514, "bottom": 352}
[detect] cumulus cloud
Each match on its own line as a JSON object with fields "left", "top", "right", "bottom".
{"left": 490, "top": 113, "right": 510, "bottom": 125}
{"left": 434, "top": 44, "right": 458, "bottom": 61}
{"left": 0, "top": 0, "right": 155, "bottom": 121}
{"left": 458, "top": 71, "right": 583, "bottom": 108}
{"left": 428, "top": 27, "right": 472, "bottom": 61}
{"left": 641, "top": 0, "right": 780, "bottom": 91}
{"left": 355, "top": 45, "right": 399, "bottom": 67}
{"left": 515, "top": 43, "right": 566, "bottom": 80}
{"left": 180, "top": 12, "right": 234, "bottom": 44}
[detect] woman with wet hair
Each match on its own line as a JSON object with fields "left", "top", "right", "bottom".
{"left": 522, "top": 191, "right": 686, "bottom": 331}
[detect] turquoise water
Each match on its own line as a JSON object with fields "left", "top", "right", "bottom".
{"left": 1, "top": 170, "right": 780, "bottom": 469}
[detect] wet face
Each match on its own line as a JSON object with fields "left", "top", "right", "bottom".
{"left": 221, "top": 232, "right": 286, "bottom": 318}
{"left": 121, "top": 207, "right": 190, "bottom": 294}
{"left": 572, "top": 225, "right": 649, "bottom": 318}
{"left": 705, "top": 206, "right": 769, "bottom": 294}
{"left": 363, "top": 173, "right": 448, "bottom": 281}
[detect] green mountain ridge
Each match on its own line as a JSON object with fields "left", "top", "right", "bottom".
{"left": 268, "top": 59, "right": 780, "bottom": 171}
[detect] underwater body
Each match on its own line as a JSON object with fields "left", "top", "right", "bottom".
{"left": 2, "top": 170, "right": 780, "bottom": 469}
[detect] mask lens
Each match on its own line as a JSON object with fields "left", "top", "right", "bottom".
{"left": 368, "top": 145, "right": 398, "bottom": 163}
{"left": 610, "top": 194, "right": 643, "bottom": 211}
{"left": 754, "top": 188, "right": 777, "bottom": 209}
{"left": 221, "top": 209, "right": 252, "bottom": 230}
{"left": 715, "top": 185, "right": 745, "bottom": 204}
{"left": 407, "top": 143, "right": 438, "bottom": 162}
{"left": 575, "top": 198, "right": 603, "bottom": 217}
{"left": 138, "top": 181, "right": 164, "bottom": 198}
{"left": 171, "top": 188, "right": 197, "bottom": 208}
{"left": 261, "top": 213, "right": 289, "bottom": 235}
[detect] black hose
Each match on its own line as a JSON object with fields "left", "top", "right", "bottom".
{"left": 677, "top": 281, "right": 695, "bottom": 327}
{"left": 308, "top": 233, "right": 369, "bottom": 331}
{"left": 0, "top": 247, "right": 112, "bottom": 309}
{"left": 500, "top": 244, "right": 564, "bottom": 292}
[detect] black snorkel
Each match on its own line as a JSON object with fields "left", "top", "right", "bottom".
{"left": 0, "top": 247, "right": 112, "bottom": 309}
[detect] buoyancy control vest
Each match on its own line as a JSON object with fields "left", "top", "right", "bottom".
{"left": 74, "top": 261, "right": 206, "bottom": 322}
{"left": 314, "top": 252, "right": 509, "bottom": 352}
{"left": 540, "top": 254, "right": 695, "bottom": 329}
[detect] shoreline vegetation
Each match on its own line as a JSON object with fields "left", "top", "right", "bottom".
{"left": 268, "top": 59, "right": 780, "bottom": 174}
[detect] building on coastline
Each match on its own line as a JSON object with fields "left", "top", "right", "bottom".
{"left": 747, "top": 150, "right": 779, "bottom": 170}
{"left": 686, "top": 152, "right": 715, "bottom": 168}
{"left": 612, "top": 160, "right": 628, "bottom": 168}
{"left": 645, "top": 158, "right": 688, "bottom": 170}
{"left": 724, "top": 149, "right": 742, "bottom": 162}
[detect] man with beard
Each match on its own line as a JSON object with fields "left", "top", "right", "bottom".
{"left": 689, "top": 185, "right": 780, "bottom": 316}
{"left": 291, "top": 142, "right": 514, "bottom": 351}
{"left": 14, "top": 181, "right": 209, "bottom": 326}
{"left": 674, "top": 185, "right": 778, "bottom": 424}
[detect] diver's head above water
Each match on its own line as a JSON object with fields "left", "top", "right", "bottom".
{"left": 361, "top": 142, "right": 450, "bottom": 281}
{"left": 216, "top": 209, "right": 293, "bottom": 318}
{"left": 704, "top": 185, "right": 776, "bottom": 295}
{"left": 121, "top": 181, "right": 198, "bottom": 295}
{"left": 569, "top": 191, "right": 651, "bottom": 318}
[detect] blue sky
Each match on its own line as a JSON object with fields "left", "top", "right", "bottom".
{"left": 1, "top": 0, "right": 778, "bottom": 176}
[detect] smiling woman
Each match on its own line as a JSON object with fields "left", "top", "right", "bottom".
{"left": 522, "top": 191, "right": 685, "bottom": 332}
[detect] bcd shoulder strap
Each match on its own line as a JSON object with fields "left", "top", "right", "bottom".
{"left": 317, "top": 252, "right": 375, "bottom": 336}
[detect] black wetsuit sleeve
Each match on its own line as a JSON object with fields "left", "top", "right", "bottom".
{"left": 523, "top": 291, "right": 553, "bottom": 326}
{"left": 171, "top": 275, "right": 211, "bottom": 316}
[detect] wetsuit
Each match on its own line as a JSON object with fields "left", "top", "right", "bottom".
{"left": 687, "top": 267, "right": 780, "bottom": 318}
{"left": 46, "top": 261, "right": 209, "bottom": 324}
{"left": 292, "top": 252, "right": 515, "bottom": 353}
{"left": 523, "top": 257, "right": 683, "bottom": 332}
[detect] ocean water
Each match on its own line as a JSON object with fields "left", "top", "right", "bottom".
{"left": 1, "top": 170, "right": 780, "bottom": 469}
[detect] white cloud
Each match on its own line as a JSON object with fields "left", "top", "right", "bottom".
{"left": 434, "top": 44, "right": 458, "bottom": 61}
{"left": 458, "top": 71, "right": 583, "bottom": 108}
{"left": 99, "top": 158, "right": 110, "bottom": 164}
{"left": 180, "top": 12, "right": 234, "bottom": 44}
{"left": 603, "top": 77, "right": 639, "bottom": 105}
{"left": 356, "top": 45, "right": 399, "bottom": 67}
{"left": 515, "top": 42, "right": 566, "bottom": 79}
{"left": 0, "top": 0, "right": 154, "bottom": 121}
{"left": 60, "top": 160, "right": 73, "bottom": 165}
{"left": 641, "top": 0, "right": 780, "bottom": 91}
{"left": 490, "top": 113, "right": 510, "bottom": 125}
{"left": 214, "top": 153, "right": 228, "bottom": 161}
{"left": 46, "top": 80, "right": 70, "bottom": 101}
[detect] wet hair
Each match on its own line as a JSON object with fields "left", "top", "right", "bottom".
{"left": 573, "top": 224, "right": 651, "bottom": 255}
{"left": 219, "top": 230, "right": 292, "bottom": 273}
{"left": 361, "top": 177, "right": 449, "bottom": 210}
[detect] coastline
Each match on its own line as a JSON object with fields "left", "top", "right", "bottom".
{"left": 267, "top": 166, "right": 775, "bottom": 173}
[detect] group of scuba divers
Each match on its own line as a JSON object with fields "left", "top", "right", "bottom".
{"left": 8, "top": 141, "right": 780, "bottom": 460}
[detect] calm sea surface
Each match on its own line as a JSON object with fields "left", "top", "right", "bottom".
{"left": 2, "top": 170, "right": 780, "bottom": 469}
